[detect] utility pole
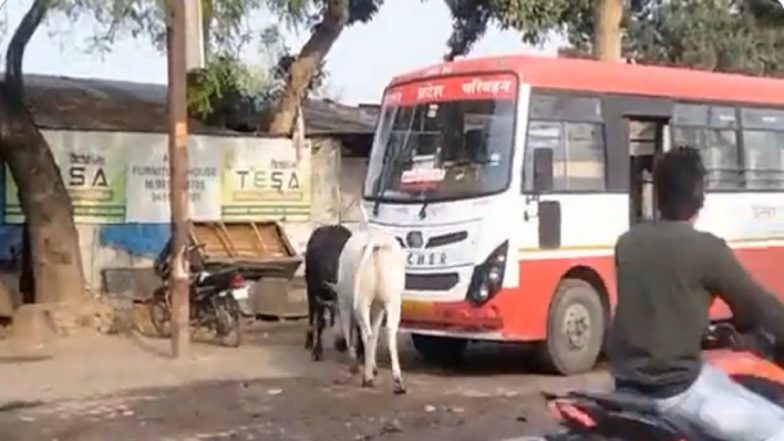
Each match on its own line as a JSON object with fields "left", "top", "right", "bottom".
{"left": 184, "top": 0, "right": 205, "bottom": 70}
{"left": 166, "top": 0, "right": 191, "bottom": 358}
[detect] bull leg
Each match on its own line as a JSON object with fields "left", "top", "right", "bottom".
{"left": 331, "top": 304, "right": 348, "bottom": 353}
{"left": 312, "top": 306, "right": 325, "bottom": 361}
{"left": 355, "top": 322, "right": 365, "bottom": 361}
{"left": 338, "top": 298, "right": 359, "bottom": 374}
{"left": 305, "top": 290, "right": 316, "bottom": 350}
{"left": 328, "top": 303, "right": 336, "bottom": 328}
{"left": 348, "top": 319, "right": 363, "bottom": 375}
{"left": 369, "top": 309, "right": 385, "bottom": 378}
{"left": 385, "top": 301, "right": 406, "bottom": 395}
{"left": 355, "top": 302, "right": 375, "bottom": 388}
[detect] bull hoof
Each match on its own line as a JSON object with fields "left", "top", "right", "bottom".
{"left": 349, "top": 364, "right": 360, "bottom": 375}
{"left": 335, "top": 337, "right": 348, "bottom": 353}
{"left": 362, "top": 377, "right": 374, "bottom": 388}
{"left": 311, "top": 349, "right": 323, "bottom": 362}
{"left": 393, "top": 379, "right": 407, "bottom": 395}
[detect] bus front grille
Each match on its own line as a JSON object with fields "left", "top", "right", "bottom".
{"left": 405, "top": 273, "right": 459, "bottom": 291}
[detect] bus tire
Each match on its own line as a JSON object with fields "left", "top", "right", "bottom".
{"left": 411, "top": 334, "right": 468, "bottom": 366}
{"left": 540, "top": 278, "right": 605, "bottom": 375}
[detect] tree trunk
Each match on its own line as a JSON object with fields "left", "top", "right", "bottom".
{"left": 266, "top": 0, "right": 349, "bottom": 137}
{"left": 0, "top": 0, "right": 86, "bottom": 305}
{"left": 593, "top": 0, "right": 624, "bottom": 62}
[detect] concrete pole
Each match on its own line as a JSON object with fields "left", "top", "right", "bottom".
{"left": 166, "top": 0, "right": 191, "bottom": 359}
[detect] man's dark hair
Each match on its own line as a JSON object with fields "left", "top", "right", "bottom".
{"left": 654, "top": 146, "right": 706, "bottom": 221}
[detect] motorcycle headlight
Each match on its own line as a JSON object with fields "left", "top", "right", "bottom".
{"left": 467, "top": 241, "right": 508, "bottom": 306}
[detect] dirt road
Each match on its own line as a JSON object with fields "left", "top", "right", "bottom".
{"left": 0, "top": 320, "right": 610, "bottom": 441}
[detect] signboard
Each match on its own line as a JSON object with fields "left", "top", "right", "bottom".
{"left": 3, "top": 132, "right": 312, "bottom": 224}
{"left": 382, "top": 73, "right": 517, "bottom": 106}
{"left": 220, "top": 138, "right": 311, "bottom": 221}
{"left": 125, "top": 135, "right": 222, "bottom": 222}
{"left": 5, "top": 130, "right": 127, "bottom": 223}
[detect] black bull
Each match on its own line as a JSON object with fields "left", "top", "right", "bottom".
{"left": 304, "top": 224, "right": 365, "bottom": 361}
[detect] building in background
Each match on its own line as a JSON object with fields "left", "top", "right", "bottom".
{"left": 0, "top": 74, "right": 378, "bottom": 307}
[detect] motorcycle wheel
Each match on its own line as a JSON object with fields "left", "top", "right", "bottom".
{"left": 150, "top": 288, "right": 172, "bottom": 338}
{"left": 215, "top": 295, "right": 242, "bottom": 348}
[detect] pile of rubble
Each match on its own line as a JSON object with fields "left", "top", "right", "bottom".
{"left": 10, "top": 298, "right": 116, "bottom": 344}
{"left": 0, "top": 275, "right": 115, "bottom": 346}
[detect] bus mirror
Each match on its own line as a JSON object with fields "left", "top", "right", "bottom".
{"left": 533, "top": 148, "right": 554, "bottom": 192}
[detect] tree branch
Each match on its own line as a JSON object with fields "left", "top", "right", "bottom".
{"left": 4, "top": 0, "right": 51, "bottom": 108}
{"left": 443, "top": 0, "right": 491, "bottom": 61}
{"left": 266, "top": 0, "right": 348, "bottom": 136}
{"left": 746, "top": 0, "right": 784, "bottom": 26}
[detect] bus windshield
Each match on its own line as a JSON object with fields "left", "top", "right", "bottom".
{"left": 364, "top": 74, "right": 517, "bottom": 203}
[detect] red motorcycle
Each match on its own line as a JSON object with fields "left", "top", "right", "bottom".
{"left": 529, "top": 323, "right": 784, "bottom": 441}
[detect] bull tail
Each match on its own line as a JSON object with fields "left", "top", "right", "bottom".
{"left": 358, "top": 203, "right": 370, "bottom": 229}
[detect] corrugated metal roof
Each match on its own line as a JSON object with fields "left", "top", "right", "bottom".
{"left": 18, "top": 74, "right": 378, "bottom": 136}
{"left": 303, "top": 98, "right": 379, "bottom": 135}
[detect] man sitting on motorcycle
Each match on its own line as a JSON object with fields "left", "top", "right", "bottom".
{"left": 608, "top": 146, "right": 784, "bottom": 440}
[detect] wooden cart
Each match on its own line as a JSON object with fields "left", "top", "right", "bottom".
{"left": 189, "top": 221, "right": 306, "bottom": 319}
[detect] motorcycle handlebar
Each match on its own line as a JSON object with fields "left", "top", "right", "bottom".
{"left": 153, "top": 242, "right": 207, "bottom": 275}
{"left": 706, "top": 322, "right": 778, "bottom": 360}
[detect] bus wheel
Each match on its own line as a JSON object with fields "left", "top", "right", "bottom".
{"left": 411, "top": 334, "right": 468, "bottom": 367}
{"left": 540, "top": 278, "right": 605, "bottom": 375}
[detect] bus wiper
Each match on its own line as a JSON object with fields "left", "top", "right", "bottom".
{"left": 373, "top": 198, "right": 381, "bottom": 216}
{"left": 418, "top": 200, "right": 429, "bottom": 220}
{"left": 373, "top": 108, "right": 415, "bottom": 217}
{"left": 447, "top": 157, "right": 492, "bottom": 167}
{"left": 418, "top": 192, "right": 431, "bottom": 220}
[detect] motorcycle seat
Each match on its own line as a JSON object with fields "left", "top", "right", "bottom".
{"left": 567, "top": 390, "right": 659, "bottom": 414}
{"left": 561, "top": 391, "right": 724, "bottom": 441}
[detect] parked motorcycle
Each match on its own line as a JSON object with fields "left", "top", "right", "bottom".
{"left": 511, "top": 323, "right": 784, "bottom": 441}
{"left": 149, "top": 241, "right": 249, "bottom": 347}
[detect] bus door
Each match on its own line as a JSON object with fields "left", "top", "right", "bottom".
{"left": 603, "top": 96, "right": 673, "bottom": 227}
{"left": 627, "top": 118, "right": 671, "bottom": 224}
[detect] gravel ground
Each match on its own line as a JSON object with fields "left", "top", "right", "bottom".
{"left": 0, "top": 318, "right": 610, "bottom": 440}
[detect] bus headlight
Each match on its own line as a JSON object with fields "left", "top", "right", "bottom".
{"left": 467, "top": 241, "right": 508, "bottom": 306}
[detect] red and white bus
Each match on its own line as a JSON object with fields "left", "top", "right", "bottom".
{"left": 362, "top": 55, "right": 784, "bottom": 375}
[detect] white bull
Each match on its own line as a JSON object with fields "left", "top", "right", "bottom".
{"left": 329, "top": 227, "right": 407, "bottom": 395}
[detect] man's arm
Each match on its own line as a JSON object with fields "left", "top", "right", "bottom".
{"left": 702, "top": 237, "right": 784, "bottom": 339}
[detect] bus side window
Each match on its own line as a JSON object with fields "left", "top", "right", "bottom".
{"left": 524, "top": 120, "right": 606, "bottom": 192}
{"left": 741, "top": 107, "right": 784, "bottom": 190}
{"left": 673, "top": 103, "right": 741, "bottom": 190}
{"left": 524, "top": 121, "right": 563, "bottom": 191}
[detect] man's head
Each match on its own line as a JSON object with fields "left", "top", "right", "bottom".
{"left": 654, "top": 146, "right": 706, "bottom": 222}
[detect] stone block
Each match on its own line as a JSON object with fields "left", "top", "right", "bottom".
{"left": 0, "top": 280, "right": 13, "bottom": 318}
{"left": 75, "top": 300, "right": 116, "bottom": 334}
{"left": 251, "top": 277, "right": 307, "bottom": 319}
{"left": 11, "top": 304, "right": 57, "bottom": 345}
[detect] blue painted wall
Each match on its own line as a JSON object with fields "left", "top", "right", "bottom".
{"left": 0, "top": 167, "right": 23, "bottom": 261}
{"left": 98, "top": 224, "right": 170, "bottom": 257}
{"left": 0, "top": 225, "right": 22, "bottom": 261}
